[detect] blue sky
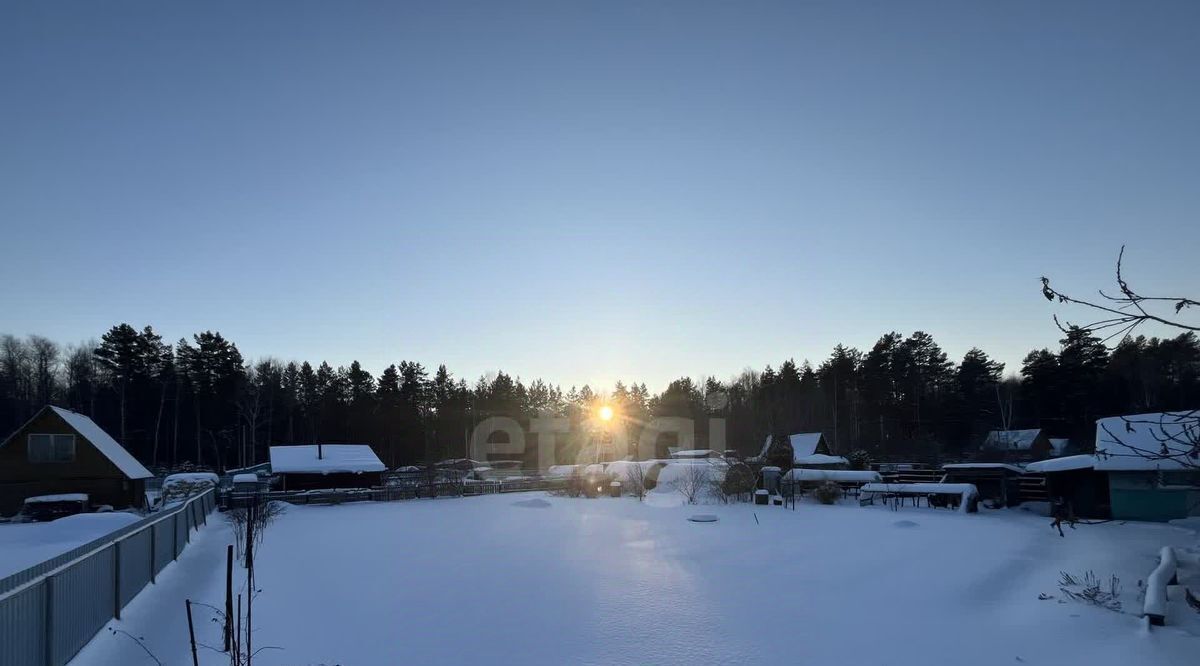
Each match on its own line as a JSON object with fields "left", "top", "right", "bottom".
{"left": 2, "top": 1, "right": 1198, "bottom": 392}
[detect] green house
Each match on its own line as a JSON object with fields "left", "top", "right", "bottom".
{"left": 1094, "top": 411, "right": 1200, "bottom": 522}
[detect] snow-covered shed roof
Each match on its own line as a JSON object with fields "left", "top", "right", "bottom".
{"left": 24, "top": 493, "right": 89, "bottom": 504}
{"left": 0, "top": 406, "right": 153, "bottom": 480}
{"left": 1093, "top": 411, "right": 1199, "bottom": 472}
{"left": 942, "top": 463, "right": 1025, "bottom": 474}
{"left": 671, "top": 449, "right": 723, "bottom": 459}
{"left": 232, "top": 473, "right": 259, "bottom": 484}
{"left": 793, "top": 454, "right": 849, "bottom": 467}
{"left": 758, "top": 433, "right": 827, "bottom": 460}
{"left": 1026, "top": 455, "right": 1095, "bottom": 473}
{"left": 269, "top": 444, "right": 385, "bottom": 474}
{"left": 982, "top": 429, "right": 1043, "bottom": 450}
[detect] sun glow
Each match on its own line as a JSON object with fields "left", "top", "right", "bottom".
{"left": 598, "top": 405, "right": 614, "bottom": 422}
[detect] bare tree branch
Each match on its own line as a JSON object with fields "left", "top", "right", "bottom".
{"left": 1042, "top": 246, "right": 1199, "bottom": 341}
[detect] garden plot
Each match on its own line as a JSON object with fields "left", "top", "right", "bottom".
{"left": 71, "top": 494, "right": 1199, "bottom": 666}
{"left": 0, "top": 511, "right": 141, "bottom": 578}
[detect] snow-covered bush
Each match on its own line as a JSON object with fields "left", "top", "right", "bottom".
{"left": 719, "top": 462, "right": 755, "bottom": 501}
{"left": 813, "top": 480, "right": 841, "bottom": 505}
{"left": 847, "top": 450, "right": 872, "bottom": 471}
{"left": 566, "top": 467, "right": 586, "bottom": 498}
{"left": 160, "top": 472, "right": 219, "bottom": 506}
{"left": 765, "top": 433, "right": 794, "bottom": 470}
{"left": 227, "top": 500, "right": 287, "bottom": 564}
{"left": 607, "top": 460, "right": 651, "bottom": 500}
{"left": 673, "top": 463, "right": 710, "bottom": 504}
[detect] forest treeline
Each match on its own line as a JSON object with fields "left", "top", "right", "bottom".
{"left": 1, "top": 324, "right": 1198, "bottom": 471}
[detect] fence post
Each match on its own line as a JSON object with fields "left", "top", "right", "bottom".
{"left": 149, "top": 521, "right": 157, "bottom": 583}
{"left": 113, "top": 541, "right": 122, "bottom": 620}
{"left": 43, "top": 575, "right": 55, "bottom": 666}
{"left": 173, "top": 512, "right": 179, "bottom": 561}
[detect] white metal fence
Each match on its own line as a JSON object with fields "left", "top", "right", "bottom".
{"left": 0, "top": 489, "right": 217, "bottom": 666}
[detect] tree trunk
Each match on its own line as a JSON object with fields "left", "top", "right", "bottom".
{"left": 195, "top": 405, "right": 202, "bottom": 466}
{"left": 153, "top": 380, "right": 167, "bottom": 467}
{"left": 172, "top": 383, "right": 180, "bottom": 465}
{"left": 119, "top": 381, "right": 127, "bottom": 442}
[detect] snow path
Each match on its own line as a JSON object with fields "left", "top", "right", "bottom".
{"left": 70, "top": 495, "right": 1199, "bottom": 666}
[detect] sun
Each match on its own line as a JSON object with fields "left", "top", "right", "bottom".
{"left": 598, "top": 405, "right": 614, "bottom": 422}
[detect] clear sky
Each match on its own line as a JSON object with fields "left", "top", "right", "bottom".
{"left": 2, "top": 1, "right": 1198, "bottom": 392}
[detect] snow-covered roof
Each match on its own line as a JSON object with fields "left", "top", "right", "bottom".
{"left": 605, "top": 460, "right": 663, "bottom": 476}
{"left": 1026, "top": 455, "right": 1095, "bottom": 473}
{"left": 982, "top": 429, "right": 1042, "bottom": 450}
{"left": 1093, "top": 411, "right": 1199, "bottom": 471}
{"left": 24, "top": 493, "right": 89, "bottom": 504}
{"left": 783, "top": 469, "right": 881, "bottom": 483}
{"left": 269, "top": 444, "right": 385, "bottom": 474}
{"left": 16, "top": 406, "right": 154, "bottom": 480}
{"left": 1049, "top": 438, "right": 1070, "bottom": 456}
{"left": 671, "top": 449, "right": 723, "bottom": 459}
{"left": 942, "top": 463, "right": 1025, "bottom": 473}
{"left": 793, "top": 454, "right": 848, "bottom": 467}
{"left": 232, "top": 473, "right": 259, "bottom": 484}
{"left": 760, "top": 432, "right": 825, "bottom": 459}
{"left": 545, "top": 464, "right": 580, "bottom": 478}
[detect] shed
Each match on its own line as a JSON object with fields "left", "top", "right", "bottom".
{"left": 0, "top": 405, "right": 152, "bottom": 515}
{"left": 1093, "top": 411, "right": 1199, "bottom": 522}
{"left": 940, "top": 463, "right": 1025, "bottom": 507}
{"left": 1025, "top": 456, "right": 1110, "bottom": 519}
{"left": 980, "top": 429, "right": 1053, "bottom": 461}
{"left": 757, "top": 433, "right": 848, "bottom": 468}
{"left": 268, "top": 444, "right": 385, "bottom": 491}
{"left": 232, "top": 473, "right": 260, "bottom": 488}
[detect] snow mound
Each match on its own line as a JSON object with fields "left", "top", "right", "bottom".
{"left": 24, "top": 493, "right": 89, "bottom": 504}
{"left": 512, "top": 498, "right": 551, "bottom": 509}
{"left": 688, "top": 514, "right": 719, "bottom": 523}
{"left": 163, "top": 473, "right": 219, "bottom": 489}
{"left": 893, "top": 520, "right": 919, "bottom": 528}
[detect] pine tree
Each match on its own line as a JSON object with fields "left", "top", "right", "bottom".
{"left": 94, "top": 323, "right": 143, "bottom": 442}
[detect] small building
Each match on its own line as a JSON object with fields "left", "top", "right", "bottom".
{"left": 1025, "top": 455, "right": 1110, "bottom": 519}
{"left": 670, "top": 449, "right": 724, "bottom": 460}
{"left": 1049, "top": 438, "right": 1071, "bottom": 457}
{"left": 756, "top": 433, "right": 848, "bottom": 468}
{"left": 979, "top": 428, "right": 1053, "bottom": 461}
{"left": 231, "top": 473, "right": 261, "bottom": 492}
{"left": 1093, "top": 412, "right": 1199, "bottom": 522}
{"left": 0, "top": 405, "right": 152, "bottom": 515}
{"left": 941, "top": 463, "right": 1026, "bottom": 507}
{"left": 268, "top": 444, "right": 385, "bottom": 491}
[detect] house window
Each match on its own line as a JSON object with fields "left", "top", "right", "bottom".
{"left": 28, "top": 434, "right": 76, "bottom": 463}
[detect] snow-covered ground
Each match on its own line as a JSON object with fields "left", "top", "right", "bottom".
{"left": 71, "top": 494, "right": 1198, "bottom": 665}
{"left": 0, "top": 512, "right": 142, "bottom": 578}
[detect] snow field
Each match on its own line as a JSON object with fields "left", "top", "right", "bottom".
{"left": 69, "top": 493, "right": 1199, "bottom": 666}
